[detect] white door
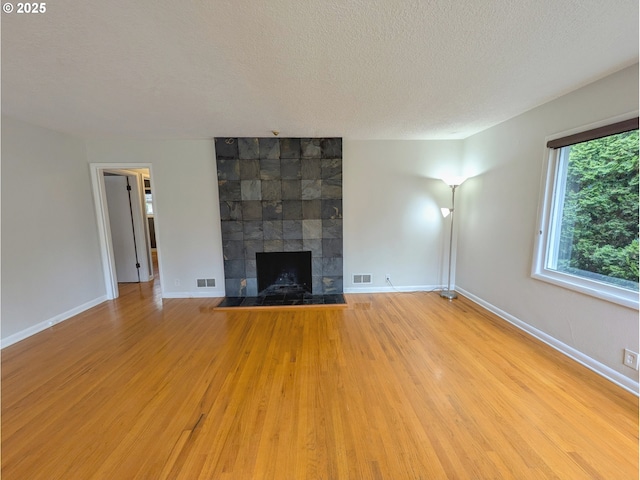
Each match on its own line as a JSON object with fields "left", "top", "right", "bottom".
{"left": 104, "top": 175, "right": 141, "bottom": 282}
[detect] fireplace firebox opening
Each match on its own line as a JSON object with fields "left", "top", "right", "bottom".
{"left": 256, "top": 251, "right": 312, "bottom": 296}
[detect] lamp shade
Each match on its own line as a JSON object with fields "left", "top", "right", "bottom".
{"left": 441, "top": 207, "right": 451, "bottom": 218}
{"left": 441, "top": 175, "right": 467, "bottom": 187}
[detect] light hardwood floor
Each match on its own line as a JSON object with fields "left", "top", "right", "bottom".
{"left": 2, "top": 281, "right": 638, "bottom": 479}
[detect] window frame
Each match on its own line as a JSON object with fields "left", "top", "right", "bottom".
{"left": 532, "top": 114, "right": 639, "bottom": 310}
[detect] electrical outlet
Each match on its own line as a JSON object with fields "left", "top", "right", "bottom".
{"left": 623, "top": 349, "right": 639, "bottom": 370}
{"left": 174, "top": 279, "right": 181, "bottom": 286}
{"left": 385, "top": 274, "right": 391, "bottom": 283}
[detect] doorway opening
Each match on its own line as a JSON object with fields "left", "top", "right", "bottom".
{"left": 90, "top": 164, "right": 162, "bottom": 299}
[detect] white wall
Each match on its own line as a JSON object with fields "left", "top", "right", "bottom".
{"left": 85, "top": 139, "right": 225, "bottom": 297}
{"left": 457, "top": 64, "right": 639, "bottom": 385}
{"left": 1, "top": 116, "right": 106, "bottom": 343}
{"left": 343, "top": 140, "right": 463, "bottom": 291}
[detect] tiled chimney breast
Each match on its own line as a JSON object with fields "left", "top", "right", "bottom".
{"left": 215, "top": 137, "right": 343, "bottom": 296}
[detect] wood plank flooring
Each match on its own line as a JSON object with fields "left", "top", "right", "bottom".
{"left": 2, "top": 281, "right": 638, "bottom": 479}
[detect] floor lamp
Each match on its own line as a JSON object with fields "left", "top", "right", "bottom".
{"left": 440, "top": 176, "right": 466, "bottom": 300}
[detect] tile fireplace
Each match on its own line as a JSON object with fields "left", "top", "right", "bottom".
{"left": 215, "top": 137, "right": 343, "bottom": 297}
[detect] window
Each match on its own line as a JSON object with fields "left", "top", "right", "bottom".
{"left": 144, "top": 178, "right": 154, "bottom": 215}
{"left": 533, "top": 117, "right": 639, "bottom": 309}
{"left": 145, "top": 193, "right": 154, "bottom": 215}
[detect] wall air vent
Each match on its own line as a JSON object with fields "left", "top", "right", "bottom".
{"left": 353, "top": 274, "right": 373, "bottom": 284}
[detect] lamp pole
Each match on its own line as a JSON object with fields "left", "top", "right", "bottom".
{"left": 441, "top": 184, "right": 458, "bottom": 300}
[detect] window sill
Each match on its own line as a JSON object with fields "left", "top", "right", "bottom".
{"left": 532, "top": 269, "right": 639, "bottom": 310}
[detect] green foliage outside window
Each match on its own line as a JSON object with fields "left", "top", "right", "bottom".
{"left": 557, "top": 130, "right": 639, "bottom": 288}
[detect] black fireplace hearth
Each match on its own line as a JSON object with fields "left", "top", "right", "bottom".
{"left": 215, "top": 292, "right": 346, "bottom": 308}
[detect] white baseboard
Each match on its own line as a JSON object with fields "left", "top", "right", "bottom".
{"left": 1, "top": 295, "right": 108, "bottom": 349}
{"left": 456, "top": 287, "right": 639, "bottom": 396}
{"left": 344, "top": 284, "right": 440, "bottom": 294}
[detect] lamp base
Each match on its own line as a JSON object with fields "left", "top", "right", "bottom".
{"left": 439, "top": 290, "right": 458, "bottom": 300}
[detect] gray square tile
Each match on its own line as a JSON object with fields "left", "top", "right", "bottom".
{"left": 322, "top": 276, "right": 343, "bottom": 294}
{"left": 302, "top": 219, "right": 322, "bottom": 239}
{"left": 216, "top": 159, "right": 240, "bottom": 180}
{"left": 240, "top": 159, "right": 261, "bottom": 179}
{"left": 321, "top": 177, "right": 342, "bottom": 199}
{"left": 262, "top": 201, "right": 283, "bottom": 220}
{"left": 263, "top": 220, "right": 283, "bottom": 240}
{"left": 322, "top": 199, "right": 342, "bottom": 219}
{"left": 312, "top": 276, "right": 323, "bottom": 294}
{"left": 219, "top": 201, "right": 242, "bottom": 221}
{"left": 244, "top": 240, "right": 264, "bottom": 260}
{"left": 322, "top": 257, "right": 343, "bottom": 276}
{"left": 238, "top": 138, "right": 259, "bottom": 159}
{"left": 246, "top": 259, "right": 257, "bottom": 277}
{"left": 218, "top": 180, "right": 241, "bottom": 201}
{"left": 283, "top": 201, "right": 303, "bottom": 220}
{"left": 321, "top": 158, "right": 342, "bottom": 179}
{"left": 282, "top": 180, "right": 301, "bottom": 200}
{"left": 259, "top": 138, "right": 280, "bottom": 159}
{"left": 260, "top": 158, "right": 281, "bottom": 180}
{"left": 323, "top": 238, "right": 343, "bottom": 257}
{"left": 302, "top": 200, "right": 321, "bottom": 219}
{"left": 242, "top": 201, "right": 263, "bottom": 221}
{"left": 303, "top": 238, "right": 322, "bottom": 257}
{"left": 225, "top": 278, "right": 246, "bottom": 296}
{"left": 312, "top": 257, "right": 323, "bottom": 276}
{"left": 321, "top": 138, "right": 342, "bottom": 158}
{"left": 279, "top": 138, "right": 301, "bottom": 158}
{"left": 261, "top": 180, "right": 282, "bottom": 201}
{"left": 215, "top": 138, "right": 238, "bottom": 159}
{"left": 301, "top": 180, "right": 322, "bottom": 200}
{"left": 246, "top": 277, "right": 258, "bottom": 297}
{"left": 301, "top": 158, "right": 321, "bottom": 179}
{"left": 263, "top": 239, "right": 284, "bottom": 252}
{"left": 281, "top": 158, "right": 301, "bottom": 179}
{"left": 283, "top": 220, "right": 303, "bottom": 239}
{"left": 222, "top": 240, "right": 244, "bottom": 260}
{"left": 283, "top": 239, "right": 303, "bottom": 251}
{"left": 243, "top": 221, "right": 263, "bottom": 240}
{"left": 221, "top": 221, "right": 243, "bottom": 241}
{"left": 301, "top": 138, "right": 321, "bottom": 158}
{"left": 224, "top": 258, "right": 246, "bottom": 278}
{"left": 322, "top": 219, "right": 342, "bottom": 239}
{"left": 241, "top": 180, "right": 262, "bottom": 200}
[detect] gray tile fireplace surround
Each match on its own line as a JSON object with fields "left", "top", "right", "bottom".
{"left": 215, "top": 137, "right": 343, "bottom": 297}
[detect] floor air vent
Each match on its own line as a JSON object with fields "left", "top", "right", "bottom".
{"left": 353, "top": 274, "right": 373, "bottom": 284}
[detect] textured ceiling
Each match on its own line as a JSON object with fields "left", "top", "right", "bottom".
{"left": 1, "top": 0, "right": 638, "bottom": 140}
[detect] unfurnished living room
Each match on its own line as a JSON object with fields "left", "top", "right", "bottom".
{"left": 1, "top": 1, "right": 638, "bottom": 479}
